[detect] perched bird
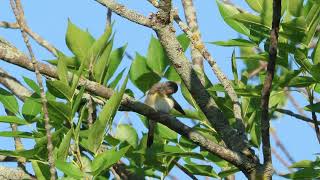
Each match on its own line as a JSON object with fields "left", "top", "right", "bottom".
{"left": 144, "top": 81, "right": 185, "bottom": 147}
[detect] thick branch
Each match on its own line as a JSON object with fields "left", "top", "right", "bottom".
{"left": 173, "top": 15, "right": 245, "bottom": 137}
{"left": 155, "top": 25, "right": 253, "bottom": 157}
{"left": 260, "top": 0, "right": 281, "bottom": 174}
{"left": 0, "top": 68, "right": 32, "bottom": 100}
{"left": 0, "top": 36, "right": 258, "bottom": 174}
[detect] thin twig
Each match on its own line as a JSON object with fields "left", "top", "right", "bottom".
{"left": 173, "top": 14, "right": 245, "bottom": 137}
{"left": 173, "top": 160, "right": 198, "bottom": 180}
{"left": 106, "top": 8, "right": 112, "bottom": 30}
{"left": 307, "top": 89, "right": 320, "bottom": 143}
{"left": 10, "top": 0, "right": 56, "bottom": 179}
{"left": 275, "top": 108, "right": 317, "bottom": 124}
{"left": 270, "top": 130, "right": 295, "bottom": 163}
{"left": 260, "top": 0, "right": 281, "bottom": 173}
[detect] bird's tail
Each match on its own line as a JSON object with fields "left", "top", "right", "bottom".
{"left": 147, "top": 120, "right": 156, "bottom": 147}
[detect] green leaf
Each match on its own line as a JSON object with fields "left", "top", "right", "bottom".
{"left": 23, "top": 77, "right": 40, "bottom": 94}
{"left": 71, "top": 86, "right": 86, "bottom": 118}
{"left": 216, "top": 0, "right": 250, "bottom": 36}
{"left": 184, "top": 164, "right": 218, "bottom": 177}
{"left": 46, "top": 80, "right": 73, "bottom": 101}
{"left": 22, "top": 97, "right": 42, "bottom": 121}
{"left": 303, "top": 4, "right": 320, "bottom": 46}
{"left": 104, "top": 44, "right": 127, "bottom": 83}
{"left": 57, "top": 52, "right": 69, "bottom": 85}
{"left": 304, "top": 102, "right": 320, "bottom": 113}
{"left": 282, "top": 168, "right": 320, "bottom": 179}
{"left": 164, "top": 66, "right": 181, "bottom": 83}
{"left": 146, "top": 36, "right": 169, "bottom": 76}
{"left": 47, "top": 56, "right": 79, "bottom": 69}
{"left": 154, "top": 145, "right": 204, "bottom": 159}
{"left": 0, "top": 116, "right": 28, "bottom": 125}
{"left": 207, "top": 84, "right": 261, "bottom": 97}
{"left": 231, "top": 49, "right": 238, "bottom": 82}
{"left": 88, "top": 75, "right": 128, "bottom": 153}
{"left": 0, "top": 87, "right": 19, "bottom": 114}
{"left": 66, "top": 20, "right": 95, "bottom": 63}
{"left": 290, "top": 160, "right": 314, "bottom": 168}
{"left": 245, "top": 0, "right": 264, "bottom": 12}
{"left": 294, "top": 49, "right": 313, "bottom": 72}
{"left": 231, "top": 13, "right": 270, "bottom": 29}
{"left": 289, "top": 0, "right": 304, "bottom": 16}
{"left": 56, "top": 160, "right": 85, "bottom": 178}
{"left": 92, "top": 28, "right": 114, "bottom": 83}
{"left": 114, "top": 124, "right": 138, "bottom": 148}
{"left": 0, "top": 131, "right": 35, "bottom": 138}
{"left": 130, "top": 53, "right": 160, "bottom": 93}
{"left": 210, "top": 39, "right": 256, "bottom": 47}
{"left": 249, "top": 111, "right": 261, "bottom": 148}
{"left": 31, "top": 160, "right": 50, "bottom": 180}
{"left": 287, "top": 76, "right": 317, "bottom": 87}
{"left": 177, "top": 33, "right": 190, "bottom": 51}
{"left": 47, "top": 101, "right": 72, "bottom": 125}
{"left": 219, "top": 168, "right": 239, "bottom": 178}
{"left": 56, "top": 129, "right": 72, "bottom": 161}
{"left": 156, "top": 123, "right": 178, "bottom": 141}
{"left": 108, "top": 68, "right": 126, "bottom": 89}
{"left": 89, "top": 26, "right": 112, "bottom": 67}
{"left": 312, "top": 38, "right": 320, "bottom": 64}
{"left": 92, "top": 145, "right": 130, "bottom": 176}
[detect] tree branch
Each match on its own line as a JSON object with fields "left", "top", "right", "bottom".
{"left": 173, "top": 160, "right": 198, "bottom": 180}
{"left": 10, "top": 0, "right": 56, "bottom": 179}
{"left": 307, "top": 89, "right": 320, "bottom": 143}
{"left": 260, "top": 0, "right": 281, "bottom": 174}
{"left": 0, "top": 36, "right": 258, "bottom": 175}
{"left": 0, "top": 166, "right": 35, "bottom": 180}
{"left": 275, "top": 108, "right": 318, "bottom": 124}
{"left": 173, "top": 14, "right": 245, "bottom": 138}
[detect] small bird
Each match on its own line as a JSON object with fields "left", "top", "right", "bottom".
{"left": 144, "top": 81, "right": 185, "bottom": 147}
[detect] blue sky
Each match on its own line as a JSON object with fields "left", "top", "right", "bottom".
{"left": 0, "top": 0, "right": 319, "bottom": 179}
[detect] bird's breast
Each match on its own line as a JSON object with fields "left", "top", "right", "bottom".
{"left": 144, "top": 94, "right": 173, "bottom": 113}
{"left": 154, "top": 96, "right": 174, "bottom": 113}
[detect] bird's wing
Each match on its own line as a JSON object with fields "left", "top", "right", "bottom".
{"left": 169, "top": 96, "right": 185, "bottom": 115}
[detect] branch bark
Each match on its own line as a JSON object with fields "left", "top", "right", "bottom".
{"left": 260, "top": 0, "right": 281, "bottom": 177}
{"left": 10, "top": 0, "right": 56, "bottom": 178}
{"left": 173, "top": 14, "right": 245, "bottom": 138}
